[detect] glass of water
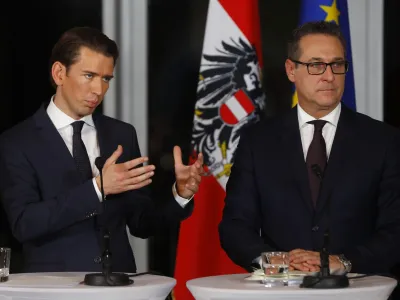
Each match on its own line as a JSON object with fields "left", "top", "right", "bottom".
{"left": 0, "top": 248, "right": 11, "bottom": 282}
{"left": 261, "top": 251, "right": 289, "bottom": 287}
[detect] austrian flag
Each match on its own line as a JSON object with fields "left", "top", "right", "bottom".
{"left": 174, "top": 0, "right": 266, "bottom": 299}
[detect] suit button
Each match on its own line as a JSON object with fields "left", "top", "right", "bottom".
{"left": 312, "top": 226, "right": 319, "bottom": 232}
{"left": 94, "top": 256, "right": 102, "bottom": 263}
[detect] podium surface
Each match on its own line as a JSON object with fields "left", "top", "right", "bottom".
{"left": 0, "top": 272, "right": 176, "bottom": 300}
{"left": 187, "top": 273, "right": 397, "bottom": 300}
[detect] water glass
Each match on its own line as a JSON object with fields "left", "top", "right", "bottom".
{"left": 261, "top": 251, "right": 289, "bottom": 287}
{"left": 0, "top": 248, "right": 11, "bottom": 282}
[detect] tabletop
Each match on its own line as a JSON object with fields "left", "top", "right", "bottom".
{"left": 0, "top": 272, "right": 176, "bottom": 300}
{"left": 187, "top": 273, "right": 397, "bottom": 300}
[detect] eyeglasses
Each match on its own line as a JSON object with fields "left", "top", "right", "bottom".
{"left": 289, "top": 59, "right": 349, "bottom": 75}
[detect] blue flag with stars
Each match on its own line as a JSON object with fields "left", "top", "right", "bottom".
{"left": 292, "top": 0, "right": 356, "bottom": 111}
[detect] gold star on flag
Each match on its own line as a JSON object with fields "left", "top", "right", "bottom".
{"left": 320, "top": 0, "right": 340, "bottom": 24}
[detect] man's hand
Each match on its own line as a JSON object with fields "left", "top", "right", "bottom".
{"left": 173, "top": 146, "right": 204, "bottom": 199}
{"left": 289, "top": 249, "right": 344, "bottom": 273}
{"left": 95, "top": 145, "right": 155, "bottom": 196}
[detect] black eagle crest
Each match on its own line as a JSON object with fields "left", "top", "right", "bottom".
{"left": 191, "top": 37, "right": 265, "bottom": 173}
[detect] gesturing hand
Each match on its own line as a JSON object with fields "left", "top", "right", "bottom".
{"left": 173, "top": 146, "right": 204, "bottom": 199}
{"left": 96, "top": 145, "right": 156, "bottom": 196}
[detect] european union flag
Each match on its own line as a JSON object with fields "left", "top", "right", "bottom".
{"left": 292, "top": 0, "right": 356, "bottom": 111}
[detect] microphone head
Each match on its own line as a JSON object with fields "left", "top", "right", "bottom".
{"left": 311, "top": 164, "right": 323, "bottom": 179}
{"left": 311, "top": 163, "right": 320, "bottom": 172}
{"left": 95, "top": 157, "right": 106, "bottom": 170}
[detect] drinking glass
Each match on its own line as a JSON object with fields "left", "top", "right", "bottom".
{"left": 261, "top": 251, "right": 289, "bottom": 287}
{"left": 0, "top": 248, "right": 11, "bottom": 282}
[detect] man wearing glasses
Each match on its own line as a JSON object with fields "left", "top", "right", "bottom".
{"left": 219, "top": 21, "right": 400, "bottom": 276}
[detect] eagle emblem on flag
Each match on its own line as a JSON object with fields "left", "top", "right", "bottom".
{"left": 191, "top": 37, "right": 265, "bottom": 183}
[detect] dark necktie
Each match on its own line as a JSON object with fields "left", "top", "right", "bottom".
{"left": 306, "top": 120, "right": 327, "bottom": 206}
{"left": 71, "top": 121, "right": 92, "bottom": 181}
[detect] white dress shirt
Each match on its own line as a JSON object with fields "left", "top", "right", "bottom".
{"left": 297, "top": 103, "right": 341, "bottom": 160}
{"left": 47, "top": 98, "right": 191, "bottom": 207}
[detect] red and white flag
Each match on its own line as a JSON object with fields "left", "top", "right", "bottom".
{"left": 174, "top": 0, "right": 265, "bottom": 298}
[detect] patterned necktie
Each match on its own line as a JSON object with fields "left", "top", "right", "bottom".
{"left": 306, "top": 120, "right": 327, "bottom": 206}
{"left": 71, "top": 121, "right": 92, "bottom": 181}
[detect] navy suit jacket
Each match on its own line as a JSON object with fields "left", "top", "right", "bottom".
{"left": 219, "top": 104, "right": 400, "bottom": 274}
{"left": 0, "top": 105, "right": 192, "bottom": 273}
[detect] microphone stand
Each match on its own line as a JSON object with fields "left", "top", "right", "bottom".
{"left": 301, "top": 232, "right": 349, "bottom": 288}
{"left": 301, "top": 164, "right": 349, "bottom": 289}
{"left": 84, "top": 157, "right": 133, "bottom": 286}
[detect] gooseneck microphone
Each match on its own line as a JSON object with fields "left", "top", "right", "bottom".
{"left": 301, "top": 164, "right": 349, "bottom": 289}
{"left": 84, "top": 157, "right": 133, "bottom": 286}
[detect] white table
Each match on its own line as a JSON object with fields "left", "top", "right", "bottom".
{"left": 0, "top": 272, "right": 176, "bottom": 300}
{"left": 187, "top": 273, "right": 397, "bottom": 300}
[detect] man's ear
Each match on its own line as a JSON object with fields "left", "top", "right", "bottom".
{"left": 285, "top": 59, "right": 296, "bottom": 83}
{"left": 51, "top": 62, "right": 66, "bottom": 86}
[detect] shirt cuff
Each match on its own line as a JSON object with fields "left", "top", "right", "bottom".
{"left": 253, "top": 256, "right": 262, "bottom": 267}
{"left": 92, "top": 178, "right": 103, "bottom": 202}
{"left": 172, "top": 182, "right": 193, "bottom": 208}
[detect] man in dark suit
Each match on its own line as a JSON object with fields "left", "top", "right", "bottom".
{"left": 219, "top": 21, "right": 400, "bottom": 275}
{"left": 0, "top": 27, "right": 203, "bottom": 273}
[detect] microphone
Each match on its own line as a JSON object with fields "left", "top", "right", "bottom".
{"left": 301, "top": 164, "right": 349, "bottom": 289}
{"left": 95, "top": 157, "right": 107, "bottom": 202}
{"left": 95, "top": 156, "right": 107, "bottom": 171}
{"left": 84, "top": 157, "right": 133, "bottom": 286}
{"left": 311, "top": 164, "right": 323, "bottom": 180}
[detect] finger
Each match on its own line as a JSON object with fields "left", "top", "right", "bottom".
{"left": 302, "top": 262, "right": 320, "bottom": 272}
{"left": 289, "top": 249, "right": 306, "bottom": 255}
{"left": 293, "top": 254, "right": 319, "bottom": 263}
{"left": 173, "top": 146, "right": 183, "bottom": 166}
{"left": 290, "top": 263, "right": 310, "bottom": 272}
{"left": 290, "top": 252, "right": 308, "bottom": 261}
{"left": 184, "top": 184, "right": 199, "bottom": 194}
{"left": 291, "top": 258, "right": 305, "bottom": 264}
{"left": 123, "top": 171, "right": 155, "bottom": 185}
{"left": 195, "top": 152, "right": 204, "bottom": 167}
{"left": 292, "top": 255, "right": 318, "bottom": 264}
{"left": 186, "top": 177, "right": 200, "bottom": 187}
{"left": 190, "top": 162, "right": 204, "bottom": 175}
{"left": 308, "top": 264, "right": 320, "bottom": 272}
{"left": 123, "top": 156, "right": 149, "bottom": 170}
{"left": 126, "top": 165, "right": 156, "bottom": 178}
{"left": 291, "top": 250, "right": 311, "bottom": 257}
{"left": 124, "top": 179, "right": 153, "bottom": 191}
{"left": 290, "top": 251, "right": 318, "bottom": 260}
{"left": 189, "top": 170, "right": 202, "bottom": 183}
{"left": 305, "top": 259, "right": 321, "bottom": 266}
{"left": 105, "top": 145, "right": 123, "bottom": 166}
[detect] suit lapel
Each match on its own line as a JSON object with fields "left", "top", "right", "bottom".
{"left": 315, "top": 105, "right": 358, "bottom": 215}
{"left": 281, "top": 107, "right": 314, "bottom": 214}
{"left": 33, "top": 105, "right": 78, "bottom": 175}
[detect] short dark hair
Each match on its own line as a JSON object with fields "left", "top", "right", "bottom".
{"left": 287, "top": 21, "right": 346, "bottom": 60}
{"left": 49, "top": 27, "right": 119, "bottom": 88}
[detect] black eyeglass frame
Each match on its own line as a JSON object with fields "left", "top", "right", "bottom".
{"left": 289, "top": 58, "right": 349, "bottom": 75}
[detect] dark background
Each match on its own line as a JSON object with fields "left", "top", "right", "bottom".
{"left": 0, "top": 1, "right": 399, "bottom": 289}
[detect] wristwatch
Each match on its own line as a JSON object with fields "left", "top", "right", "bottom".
{"left": 338, "top": 254, "right": 352, "bottom": 273}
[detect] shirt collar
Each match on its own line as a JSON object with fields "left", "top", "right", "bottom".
{"left": 297, "top": 102, "right": 341, "bottom": 129}
{"left": 47, "top": 96, "right": 95, "bottom": 130}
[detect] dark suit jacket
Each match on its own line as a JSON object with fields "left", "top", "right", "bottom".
{"left": 219, "top": 104, "right": 400, "bottom": 274}
{"left": 0, "top": 105, "right": 192, "bottom": 273}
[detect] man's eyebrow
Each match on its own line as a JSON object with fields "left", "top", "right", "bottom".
{"left": 82, "top": 70, "right": 114, "bottom": 79}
